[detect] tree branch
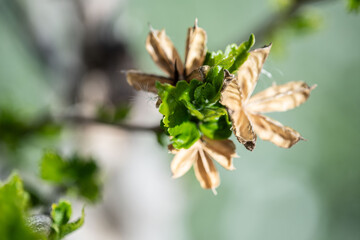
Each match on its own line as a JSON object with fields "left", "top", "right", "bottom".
{"left": 63, "top": 115, "right": 162, "bottom": 133}
{"left": 247, "top": 0, "right": 332, "bottom": 44}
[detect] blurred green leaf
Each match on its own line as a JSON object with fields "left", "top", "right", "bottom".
{"left": 51, "top": 201, "right": 72, "bottom": 226}
{"left": 348, "top": 0, "right": 360, "bottom": 12}
{"left": 265, "top": 9, "right": 322, "bottom": 56}
{"left": 0, "top": 108, "right": 61, "bottom": 150}
{"left": 155, "top": 129, "right": 168, "bottom": 147}
{"left": 270, "top": 0, "right": 294, "bottom": 12}
{"left": 40, "top": 151, "right": 101, "bottom": 202}
{"left": 49, "top": 200, "right": 85, "bottom": 240}
{"left": 96, "top": 104, "right": 131, "bottom": 123}
{"left": 288, "top": 10, "right": 322, "bottom": 35}
{"left": 0, "top": 173, "right": 45, "bottom": 240}
{"left": 40, "top": 151, "right": 66, "bottom": 183}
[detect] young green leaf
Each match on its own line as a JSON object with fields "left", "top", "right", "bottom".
{"left": 60, "top": 207, "right": 85, "bottom": 237}
{"left": 202, "top": 34, "right": 255, "bottom": 73}
{"left": 50, "top": 200, "right": 85, "bottom": 240}
{"left": 168, "top": 121, "right": 201, "bottom": 149}
{"left": 199, "top": 115, "right": 232, "bottom": 140}
{"left": 202, "top": 107, "right": 228, "bottom": 122}
{"left": 156, "top": 81, "right": 191, "bottom": 127}
{"left": 194, "top": 83, "right": 217, "bottom": 105}
{"left": 203, "top": 50, "right": 225, "bottom": 67}
{"left": 0, "top": 174, "right": 46, "bottom": 240}
{"left": 51, "top": 201, "right": 72, "bottom": 226}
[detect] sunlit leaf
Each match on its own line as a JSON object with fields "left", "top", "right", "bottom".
{"left": 203, "top": 34, "right": 254, "bottom": 73}
{"left": 0, "top": 174, "right": 45, "bottom": 240}
{"left": 168, "top": 121, "right": 200, "bottom": 149}
{"left": 199, "top": 115, "right": 232, "bottom": 140}
{"left": 49, "top": 200, "right": 85, "bottom": 240}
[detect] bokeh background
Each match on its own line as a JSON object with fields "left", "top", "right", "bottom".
{"left": 0, "top": 0, "right": 359, "bottom": 239}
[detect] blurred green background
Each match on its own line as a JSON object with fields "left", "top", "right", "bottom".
{"left": 0, "top": 0, "right": 359, "bottom": 239}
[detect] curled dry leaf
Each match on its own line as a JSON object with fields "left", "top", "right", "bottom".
{"left": 126, "top": 70, "right": 173, "bottom": 93}
{"left": 221, "top": 44, "right": 316, "bottom": 149}
{"left": 185, "top": 65, "right": 210, "bottom": 82}
{"left": 184, "top": 18, "right": 207, "bottom": 76}
{"left": 146, "top": 28, "right": 183, "bottom": 78}
{"left": 126, "top": 19, "right": 207, "bottom": 94}
{"left": 169, "top": 137, "right": 237, "bottom": 194}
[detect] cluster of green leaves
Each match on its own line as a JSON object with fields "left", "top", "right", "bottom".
{"left": 156, "top": 35, "right": 254, "bottom": 149}
{"left": 0, "top": 174, "right": 84, "bottom": 240}
{"left": 40, "top": 151, "right": 101, "bottom": 202}
{"left": 49, "top": 200, "right": 85, "bottom": 240}
{"left": 203, "top": 34, "right": 255, "bottom": 74}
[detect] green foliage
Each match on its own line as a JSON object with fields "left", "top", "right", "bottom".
{"left": 348, "top": 0, "right": 360, "bottom": 12}
{"left": 40, "top": 151, "right": 101, "bottom": 202}
{"left": 155, "top": 35, "right": 257, "bottom": 149}
{"left": 199, "top": 114, "right": 232, "bottom": 140}
{"left": 0, "top": 108, "right": 61, "bottom": 151}
{"left": 156, "top": 68, "right": 234, "bottom": 148}
{"left": 270, "top": 0, "right": 294, "bottom": 11}
{"left": 265, "top": 8, "right": 322, "bottom": 55}
{"left": 204, "top": 34, "right": 255, "bottom": 73}
{"left": 49, "top": 200, "right": 85, "bottom": 240}
{"left": 168, "top": 121, "right": 200, "bottom": 149}
{"left": 156, "top": 80, "right": 201, "bottom": 148}
{"left": 0, "top": 173, "right": 46, "bottom": 240}
{"left": 154, "top": 35, "right": 258, "bottom": 149}
{"left": 287, "top": 10, "right": 322, "bottom": 35}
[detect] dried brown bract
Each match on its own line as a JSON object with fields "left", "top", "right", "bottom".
{"left": 126, "top": 19, "right": 207, "bottom": 93}
{"left": 169, "top": 137, "right": 237, "bottom": 194}
{"left": 221, "top": 44, "right": 316, "bottom": 150}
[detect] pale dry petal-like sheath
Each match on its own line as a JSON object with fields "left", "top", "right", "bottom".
{"left": 184, "top": 19, "right": 207, "bottom": 77}
{"left": 194, "top": 150, "right": 220, "bottom": 192}
{"left": 128, "top": 20, "right": 207, "bottom": 95}
{"left": 246, "top": 81, "right": 316, "bottom": 113}
{"left": 126, "top": 71, "right": 173, "bottom": 94}
{"left": 237, "top": 45, "right": 272, "bottom": 101}
{"left": 249, "top": 114, "right": 303, "bottom": 148}
{"left": 146, "top": 29, "right": 184, "bottom": 78}
{"left": 202, "top": 137, "right": 237, "bottom": 170}
{"left": 220, "top": 80, "right": 256, "bottom": 150}
{"left": 169, "top": 137, "right": 237, "bottom": 192}
{"left": 170, "top": 142, "right": 198, "bottom": 178}
{"left": 220, "top": 43, "right": 314, "bottom": 150}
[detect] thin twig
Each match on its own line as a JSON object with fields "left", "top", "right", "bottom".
{"left": 63, "top": 115, "right": 162, "bottom": 133}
